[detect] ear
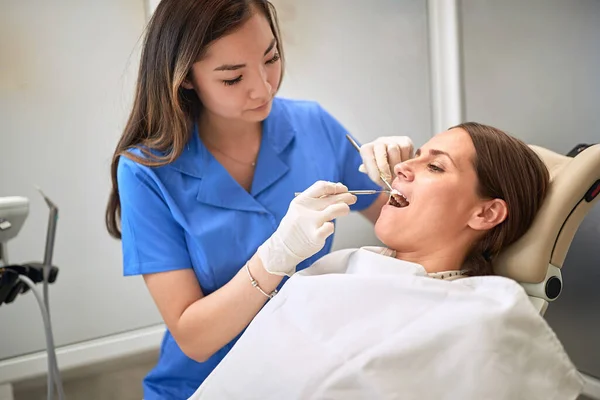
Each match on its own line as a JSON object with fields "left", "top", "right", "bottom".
{"left": 181, "top": 78, "right": 194, "bottom": 90}
{"left": 467, "top": 199, "right": 508, "bottom": 231}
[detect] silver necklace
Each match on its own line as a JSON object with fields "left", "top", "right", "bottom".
{"left": 204, "top": 141, "right": 257, "bottom": 167}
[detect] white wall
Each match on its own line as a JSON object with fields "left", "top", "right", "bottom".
{"left": 0, "top": 0, "right": 162, "bottom": 360}
{"left": 144, "top": 0, "right": 161, "bottom": 18}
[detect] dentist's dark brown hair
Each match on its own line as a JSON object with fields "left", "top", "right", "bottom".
{"left": 452, "top": 122, "right": 550, "bottom": 276}
{"left": 105, "top": 0, "right": 284, "bottom": 239}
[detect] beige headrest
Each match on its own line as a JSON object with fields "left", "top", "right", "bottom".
{"left": 494, "top": 144, "right": 600, "bottom": 283}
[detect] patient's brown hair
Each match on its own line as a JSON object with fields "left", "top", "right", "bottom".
{"left": 451, "top": 122, "right": 550, "bottom": 276}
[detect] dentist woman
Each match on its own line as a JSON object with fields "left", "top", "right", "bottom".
{"left": 105, "top": 0, "right": 413, "bottom": 398}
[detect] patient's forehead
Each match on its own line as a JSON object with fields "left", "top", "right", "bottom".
{"left": 424, "top": 128, "right": 475, "bottom": 167}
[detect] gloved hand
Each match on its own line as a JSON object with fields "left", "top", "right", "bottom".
{"left": 358, "top": 136, "right": 414, "bottom": 187}
{"left": 257, "top": 181, "right": 357, "bottom": 276}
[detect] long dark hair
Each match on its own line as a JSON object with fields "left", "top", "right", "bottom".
{"left": 105, "top": 0, "right": 284, "bottom": 239}
{"left": 453, "top": 122, "right": 550, "bottom": 276}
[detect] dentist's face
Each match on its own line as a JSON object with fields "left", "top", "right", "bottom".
{"left": 374, "top": 128, "right": 484, "bottom": 254}
{"left": 182, "top": 9, "right": 282, "bottom": 123}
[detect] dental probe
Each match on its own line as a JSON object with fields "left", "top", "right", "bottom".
{"left": 294, "top": 190, "right": 390, "bottom": 197}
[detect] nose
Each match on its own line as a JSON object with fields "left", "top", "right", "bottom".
{"left": 394, "top": 161, "right": 414, "bottom": 182}
{"left": 249, "top": 67, "right": 272, "bottom": 101}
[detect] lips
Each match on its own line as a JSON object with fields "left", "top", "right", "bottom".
{"left": 251, "top": 101, "right": 269, "bottom": 111}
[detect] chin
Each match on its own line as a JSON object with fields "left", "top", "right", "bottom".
{"left": 375, "top": 203, "right": 411, "bottom": 249}
{"left": 374, "top": 217, "right": 395, "bottom": 249}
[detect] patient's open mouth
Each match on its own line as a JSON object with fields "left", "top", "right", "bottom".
{"left": 388, "top": 190, "right": 409, "bottom": 208}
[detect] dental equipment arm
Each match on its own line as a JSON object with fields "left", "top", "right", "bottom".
{"left": 14, "top": 275, "right": 62, "bottom": 400}
{"left": 0, "top": 190, "right": 65, "bottom": 400}
{"left": 37, "top": 187, "right": 65, "bottom": 400}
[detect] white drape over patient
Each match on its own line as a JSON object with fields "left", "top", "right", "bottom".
{"left": 189, "top": 247, "right": 582, "bottom": 400}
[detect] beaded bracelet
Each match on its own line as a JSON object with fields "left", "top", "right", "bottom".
{"left": 245, "top": 262, "right": 278, "bottom": 299}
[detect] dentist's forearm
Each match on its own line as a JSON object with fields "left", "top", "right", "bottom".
{"left": 176, "top": 253, "right": 283, "bottom": 362}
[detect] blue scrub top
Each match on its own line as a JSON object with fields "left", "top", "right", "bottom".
{"left": 117, "top": 97, "right": 380, "bottom": 399}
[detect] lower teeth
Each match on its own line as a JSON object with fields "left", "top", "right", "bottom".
{"left": 389, "top": 193, "right": 408, "bottom": 208}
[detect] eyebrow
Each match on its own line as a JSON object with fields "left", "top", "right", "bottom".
{"left": 415, "top": 148, "right": 457, "bottom": 167}
{"left": 213, "top": 38, "right": 277, "bottom": 71}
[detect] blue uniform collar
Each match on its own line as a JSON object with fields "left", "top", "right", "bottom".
{"left": 169, "top": 98, "right": 296, "bottom": 179}
{"left": 168, "top": 98, "right": 297, "bottom": 212}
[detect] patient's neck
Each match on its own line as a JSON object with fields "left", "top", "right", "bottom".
{"left": 393, "top": 247, "right": 467, "bottom": 273}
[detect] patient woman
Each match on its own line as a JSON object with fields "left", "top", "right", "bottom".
{"left": 374, "top": 121, "right": 549, "bottom": 279}
{"left": 190, "top": 123, "right": 583, "bottom": 399}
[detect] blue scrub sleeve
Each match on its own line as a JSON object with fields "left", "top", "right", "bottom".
{"left": 317, "top": 105, "right": 381, "bottom": 211}
{"left": 117, "top": 157, "right": 192, "bottom": 276}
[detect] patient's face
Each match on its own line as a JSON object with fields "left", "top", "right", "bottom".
{"left": 375, "top": 128, "right": 483, "bottom": 254}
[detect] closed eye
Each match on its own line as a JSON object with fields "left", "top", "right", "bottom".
{"left": 222, "top": 53, "right": 280, "bottom": 87}
{"left": 266, "top": 52, "right": 280, "bottom": 64}
{"left": 222, "top": 76, "right": 242, "bottom": 86}
{"left": 427, "top": 163, "right": 444, "bottom": 172}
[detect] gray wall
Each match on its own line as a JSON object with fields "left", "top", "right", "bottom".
{"left": 0, "top": 0, "right": 433, "bottom": 360}
{"left": 0, "top": 0, "right": 162, "bottom": 360}
{"left": 461, "top": 0, "right": 600, "bottom": 150}
{"left": 461, "top": 0, "right": 600, "bottom": 379}
{"left": 272, "top": 0, "right": 433, "bottom": 249}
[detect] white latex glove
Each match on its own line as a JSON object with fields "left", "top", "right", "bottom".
{"left": 358, "top": 136, "right": 414, "bottom": 187}
{"left": 257, "top": 181, "right": 357, "bottom": 276}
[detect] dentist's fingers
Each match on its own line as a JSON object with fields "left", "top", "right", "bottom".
{"left": 315, "top": 221, "right": 335, "bottom": 241}
{"left": 301, "top": 181, "right": 348, "bottom": 199}
{"left": 399, "top": 137, "right": 415, "bottom": 161}
{"left": 357, "top": 137, "right": 415, "bottom": 187}
{"left": 359, "top": 144, "right": 384, "bottom": 185}
{"left": 374, "top": 142, "right": 393, "bottom": 183}
{"left": 320, "top": 202, "right": 351, "bottom": 224}
{"left": 386, "top": 142, "right": 403, "bottom": 173}
{"left": 311, "top": 192, "right": 357, "bottom": 212}
{"left": 322, "top": 192, "right": 357, "bottom": 206}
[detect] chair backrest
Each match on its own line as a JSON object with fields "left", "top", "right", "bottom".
{"left": 493, "top": 143, "right": 600, "bottom": 310}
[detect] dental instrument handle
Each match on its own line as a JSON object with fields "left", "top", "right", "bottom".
{"left": 294, "top": 190, "right": 389, "bottom": 197}
{"left": 345, "top": 134, "right": 395, "bottom": 193}
{"left": 379, "top": 176, "right": 394, "bottom": 193}
{"left": 345, "top": 133, "right": 362, "bottom": 153}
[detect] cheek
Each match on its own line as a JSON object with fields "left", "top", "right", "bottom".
{"left": 268, "top": 64, "right": 281, "bottom": 89}
{"left": 420, "top": 183, "right": 481, "bottom": 229}
{"left": 196, "top": 80, "right": 245, "bottom": 115}
{"left": 421, "top": 189, "right": 471, "bottom": 222}
{"left": 417, "top": 177, "right": 473, "bottom": 210}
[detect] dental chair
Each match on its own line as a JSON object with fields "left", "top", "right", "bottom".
{"left": 494, "top": 143, "right": 600, "bottom": 316}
